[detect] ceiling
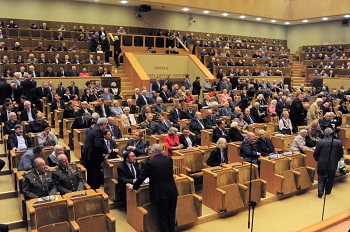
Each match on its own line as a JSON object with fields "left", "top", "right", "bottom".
{"left": 72, "top": 0, "right": 350, "bottom": 26}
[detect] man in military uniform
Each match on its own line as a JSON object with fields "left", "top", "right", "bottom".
{"left": 52, "top": 154, "right": 84, "bottom": 194}
{"left": 22, "top": 158, "right": 57, "bottom": 199}
{"left": 139, "top": 114, "right": 156, "bottom": 141}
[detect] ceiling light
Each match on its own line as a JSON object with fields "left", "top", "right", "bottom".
{"left": 285, "top": 22, "right": 290, "bottom": 25}
{"left": 203, "top": 10, "right": 210, "bottom": 14}
{"left": 302, "top": 19, "right": 308, "bottom": 23}
{"left": 222, "top": 13, "right": 229, "bottom": 16}
{"left": 240, "top": 15, "right": 246, "bottom": 19}
{"left": 322, "top": 17, "right": 328, "bottom": 21}
{"left": 345, "top": 15, "right": 350, "bottom": 18}
{"left": 271, "top": 19, "right": 276, "bottom": 23}
{"left": 120, "top": 0, "right": 128, "bottom": 3}
{"left": 182, "top": 8, "right": 190, "bottom": 11}
{"left": 256, "top": 17, "right": 262, "bottom": 21}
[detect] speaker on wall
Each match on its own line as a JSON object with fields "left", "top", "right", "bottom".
{"left": 341, "top": 19, "right": 349, "bottom": 27}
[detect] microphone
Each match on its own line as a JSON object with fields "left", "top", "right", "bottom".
{"left": 44, "top": 177, "right": 51, "bottom": 202}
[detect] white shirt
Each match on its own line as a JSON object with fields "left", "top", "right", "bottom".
{"left": 185, "top": 136, "right": 192, "bottom": 147}
{"left": 16, "top": 134, "right": 27, "bottom": 149}
{"left": 27, "top": 110, "right": 34, "bottom": 122}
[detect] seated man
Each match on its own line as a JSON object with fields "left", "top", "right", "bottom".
{"left": 256, "top": 129, "right": 275, "bottom": 157}
{"left": 8, "top": 124, "right": 33, "bottom": 151}
{"left": 243, "top": 108, "right": 256, "bottom": 125}
{"left": 18, "top": 145, "right": 44, "bottom": 171}
{"left": 139, "top": 114, "right": 156, "bottom": 141}
{"left": 319, "top": 112, "right": 333, "bottom": 133}
{"left": 184, "top": 103, "right": 196, "bottom": 119}
{"left": 107, "top": 117, "right": 122, "bottom": 140}
{"left": 206, "top": 138, "right": 228, "bottom": 167}
{"left": 117, "top": 151, "right": 140, "bottom": 206}
{"left": 53, "top": 154, "right": 84, "bottom": 194}
{"left": 37, "top": 125, "right": 58, "bottom": 146}
{"left": 220, "top": 102, "right": 234, "bottom": 119}
{"left": 189, "top": 112, "right": 205, "bottom": 143}
{"left": 72, "top": 112, "right": 92, "bottom": 130}
{"left": 240, "top": 132, "right": 261, "bottom": 165}
{"left": 103, "top": 129, "right": 119, "bottom": 159}
{"left": 63, "top": 101, "right": 78, "bottom": 119}
{"left": 20, "top": 101, "right": 37, "bottom": 122}
{"left": 169, "top": 103, "right": 184, "bottom": 130}
{"left": 22, "top": 158, "right": 57, "bottom": 199}
{"left": 290, "top": 129, "right": 308, "bottom": 153}
{"left": 28, "top": 112, "right": 49, "bottom": 133}
{"left": 212, "top": 120, "right": 230, "bottom": 143}
{"left": 155, "top": 113, "right": 172, "bottom": 134}
{"left": 250, "top": 102, "right": 266, "bottom": 123}
{"left": 152, "top": 97, "right": 167, "bottom": 114}
{"left": 122, "top": 131, "right": 147, "bottom": 157}
{"left": 179, "top": 126, "right": 197, "bottom": 148}
{"left": 203, "top": 109, "right": 218, "bottom": 129}
{"left": 4, "top": 112, "right": 20, "bottom": 134}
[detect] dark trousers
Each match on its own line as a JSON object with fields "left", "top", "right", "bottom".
{"left": 0, "top": 159, "right": 5, "bottom": 171}
{"left": 317, "top": 169, "right": 336, "bottom": 195}
{"left": 156, "top": 197, "right": 177, "bottom": 232}
{"left": 0, "top": 224, "right": 9, "bottom": 232}
{"left": 86, "top": 160, "right": 102, "bottom": 190}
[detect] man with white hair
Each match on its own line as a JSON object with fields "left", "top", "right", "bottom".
{"left": 206, "top": 138, "right": 228, "bottom": 167}
{"left": 240, "top": 132, "right": 261, "bottom": 165}
{"left": 152, "top": 97, "right": 167, "bottom": 114}
{"left": 313, "top": 128, "right": 343, "bottom": 198}
{"left": 290, "top": 129, "right": 308, "bottom": 153}
{"left": 53, "top": 154, "right": 84, "bottom": 194}
{"left": 20, "top": 101, "right": 37, "bottom": 122}
{"left": 189, "top": 112, "right": 205, "bottom": 143}
{"left": 137, "top": 90, "right": 151, "bottom": 107}
{"left": 307, "top": 98, "right": 323, "bottom": 125}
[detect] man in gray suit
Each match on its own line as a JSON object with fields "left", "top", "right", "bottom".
{"left": 184, "top": 74, "right": 192, "bottom": 90}
{"left": 313, "top": 128, "right": 343, "bottom": 198}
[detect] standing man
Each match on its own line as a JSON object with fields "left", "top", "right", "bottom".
{"left": 184, "top": 74, "right": 192, "bottom": 90}
{"left": 192, "top": 76, "right": 202, "bottom": 97}
{"left": 128, "top": 144, "right": 178, "bottom": 232}
{"left": 313, "top": 128, "right": 343, "bottom": 198}
{"left": 84, "top": 118, "right": 109, "bottom": 189}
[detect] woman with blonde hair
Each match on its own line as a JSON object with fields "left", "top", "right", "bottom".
{"left": 279, "top": 111, "right": 293, "bottom": 135}
{"left": 268, "top": 99, "right": 277, "bottom": 116}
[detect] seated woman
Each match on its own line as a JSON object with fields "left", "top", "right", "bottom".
{"left": 37, "top": 125, "right": 59, "bottom": 146}
{"left": 164, "top": 127, "right": 183, "bottom": 156}
{"left": 233, "top": 112, "right": 249, "bottom": 137}
{"left": 79, "top": 68, "right": 90, "bottom": 77}
{"left": 279, "top": 111, "right": 293, "bottom": 135}
{"left": 268, "top": 99, "right": 277, "bottom": 117}
{"left": 110, "top": 100, "right": 123, "bottom": 117}
{"left": 77, "top": 101, "right": 92, "bottom": 117}
{"left": 2, "top": 68, "right": 12, "bottom": 78}
{"left": 256, "top": 94, "right": 268, "bottom": 112}
{"left": 185, "top": 90, "right": 194, "bottom": 103}
{"left": 121, "top": 107, "right": 136, "bottom": 132}
{"left": 220, "top": 89, "right": 229, "bottom": 104}
{"left": 228, "top": 121, "right": 244, "bottom": 142}
{"left": 27, "top": 53, "right": 37, "bottom": 64}
{"left": 47, "top": 144, "right": 70, "bottom": 167}
{"left": 206, "top": 138, "right": 228, "bottom": 167}
{"left": 110, "top": 82, "right": 122, "bottom": 99}
{"left": 81, "top": 88, "right": 92, "bottom": 103}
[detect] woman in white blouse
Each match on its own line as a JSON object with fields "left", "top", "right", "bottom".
{"left": 279, "top": 111, "right": 293, "bottom": 135}
{"left": 110, "top": 100, "right": 123, "bottom": 117}
{"left": 121, "top": 107, "right": 136, "bottom": 131}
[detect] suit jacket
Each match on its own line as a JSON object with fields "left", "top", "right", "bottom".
{"left": 51, "top": 58, "right": 63, "bottom": 64}
{"left": 212, "top": 127, "right": 230, "bottom": 143}
{"left": 28, "top": 120, "right": 49, "bottom": 133}
{"left": 56, "top": 87, "right": 66, "bottom": 97}
{"left": 105, "top": 139, "right": 119, "bottom": 159}
{"left": 179, "top": 134, "right": 197, "bottom": 148}
{"left": 133, "top": 154, "right": 178, "bottom": 203}
{"left": 7, "top": 133, "right": 33, "bottom": 150}
{"left": 151, "top": 81, "right": 161, "bottom": 93}
{"left": 163, "top": 80, "right": 172, "bottom": 92}
{"left": 192, "top": 80, "right": 202, "bottom": 95}
{"left": 28, "top": 70, "right": 40, "bottom": 77}
{"left": 127, "top": 105, "right": 138, "bottom": 114}
{"left": 38, "top": 58, "right": 49, "bottom": 64}
{"left": 169, "top": 108, "right": 183, "bottom": 124}
{"left": 228, "top": 128, "right": 244, "bottom": 142}
{"left": 67, "top": 86, "right": 79, "bottom": 97}
{"left": 276, "top": 101, "right": 290, "bottom": 117}
{"left": 155, "top": 120, "right": 172, "bottom": 134}
{"left": 52, "top": 164, "right": 84, "bottom": 194}
{"left": 240, "top": 139, "right": 260, "bottom": 164}
{"left": 36, "top": 87, "right": 50, "bottom": 100}
{"left": 62, "top": 94, "right": 73, "bottom": 102}
{"left": 184, "top": 78, "right": 192, "bottom": 90}
{"left": 63, "top": 106, "right": 77, "bottom": 119}
{"left": 159, "top": 91, "right": 171, "bottom": 103}
{"left": 185, "top": 109, "right": 196, "bottom": 119}
{"left": 189, "top": 118, "right": 205, "bottom": 136}
{"left": 72, "top": 116, "right": 91, "bottom": 129}
{"left": 206, "top": 147, "right": 228, "bottom": 167}
{"left": 313, "top": 137, "right": 343, "bottom": 171}
{"left": 243, "top": 114, "right": 255, "bottom": 125}
{"left": 203, "top": 116, "right": 217, "bottom": 129}
{"left": 57, "top": 70, "right": 71, "bottom": 77}
{"left": 139, "top": 121, "right": 157, "bottom": 137}
{"left": 107, "top": 124, "right": 122, "bottom": 139}
{"left": 50, "top": 100, "right": 65, "bottom": 112}
{"left": 101, "top": 93, "right": 113, "bottom": 100}
{"left": 136, "top": 95, "right": 151, "bottom": 107}
{"left": 43, "top": 71, "right": 56, "bottom": 77}
{"left": 95, "top": 104, "right": 111, "bottom": 117}
{"left": 20, "top": 109, "right": 37, "bottom": 122}
{"left": 250, "top": 107, "right": 264, "bottom": 123}
{"left": 4, "top": 120, "right": 21, "bottom": 134}
{"left": 256, "top": 138, "right": 275, "bottom": 157}
{"left": 117, "top": 161, "right": 140, "bottom": 185}
{"left": 290, "top": 98, "right": 306, "bottom": 126}
{"left": 22, "top": 169, "right": 57, "bottom": 199}
{"left": 0, "top": 81, "right": 12, "bottom": 105}
{"left": 122, "top": 139, "right": 147, "bottom": 157}
{"left": 152, "top": 104, "right": 167, "bottom": 114}
{"left": 84, "top": 126, "right": 109, "bottom": 163}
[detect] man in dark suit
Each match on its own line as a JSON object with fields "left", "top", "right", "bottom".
{"left": 212, "top": 121, "right": 230, "bottom": 143}
{"left": 179, "top": 127, "right": 197, "bottom": 148}
{"left": 51, "top": 53, "right": 63, "bottom": 64}
{"left": 313, "top": 128, "right": 343, "bottom": 198}
{"left": 126, "top": 99, "right": 138, "bottom": 114}
{"left": 1, "top": 102, "right": 16, "bottom": 123}
{"left": 206, "top": 138, "right": 228, "bottom": 167}
{"left": 107, "top": 117, "right": 122, "bottom": 140}
{"left": 56, "top": 82, "right": 65, "bottom": 97}
{"left": 250, "top": 102, "right": 266, "bottom": 123}
{"left": 256, "top": 129, "right": 275, "bottom": 157}
{"left": 189, "top": 112, "right": 205, "bottom": 144}
{"left": 93, "top": 66, "right": 103, "bottom": 75}
{"left": 152, "top": 77, "right": 162, "bottom": 93}
{"left": 69, "top": 66, "right": 79, "bottom": 77}
{"left": 137, "top": 90, "right": 151, "bottom": 107}
{"left": 128, "top": 144, "right": 178, "bottom": 232}
{"left": 20, "top": 101, "right": 37, "bottom": 122}
{"left": 28, "top": 65, "right": 40, "bottom": 78}
{"left": 203, "top": 109, "right": 217, "bottom": 129}
{"left": 139, "top": 114, "right": 157, "bottom": 141}
{"left": 36, "top": 82, "right": 50, "bottom": 112}
{"left": 240, "top": 132, "right": 261, "bottom": 165}
{"left": 155, "top": 113, "right": 172, "bottom": 134}
{"left": 57, "top": 66, "right": 70, "bottom": 77}
{"left": 21, "top": 75, "right": 37, "bottom": 102}
{"left": 89, "top": 32, "right": 99, "bottom": 52}
{"left": 22, "top": 158, "right": 57, "bottom": 199}
{"left": 95, "top": 98, "right": 111, "bottom": 118}
{"left": 28, "top": 113, "right": 49, "bottom": 133}
{"left": 103, "top": 129, "right": 119, "bottom": 159}
{"left": 184, "top": 104, "right": 196, "bottom": 119}
{"left": 122, "top": 131, "right": 147, "bottom": 157}
{"left": 50, "top": 94, "right": 65, "bottom": 112}
{"left": 117, "top": 151, "right": 140, "bottom": 206}
{"left": 163, "top": 75, "right": 172, "bottom": 92}
{"left": 8, "top": 124, "right": 33, "bottom": 150}
{"left": 290, "top": 94, "right": 306, "bottom": 131}
{"left": 243, "top": 108, "right": 256, "bottom": 125}
{"left": 169, "top": 103, "right": 184, "bottom": 130}
{"left": 192, "top": 76, "right": 202, "bottom": 96}
{"left": 4, "top": 112, "right": 20, "bottom": 134}
{"left": 159, "top": 86, "right": 172, "bottom": 103}
{"left": 63, "top": 101, "right": 77, "bottom": 119}
{"left": 72, "top": 112, "right": 92, "bottom": 130}
{"left": 67, "top": 81, "right": 79, "bottom": 98}
{"left": 0, "top": 78, "right": 12, "bottom": 105}
{"left": 84, "top": 118, "right": 109, "bottom": 189}
{"left": 276, "top": 96, "right": 290, "bottom": 117}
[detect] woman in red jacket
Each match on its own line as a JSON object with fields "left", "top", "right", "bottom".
{"left": 163, "top": 127, "right": 183, "bottom": 156}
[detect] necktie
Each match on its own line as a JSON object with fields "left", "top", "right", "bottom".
{"left": 130, "top": 164, "right": 136, "bottom": 178}
{"left": 198, "top": 119, "right": 204, "bottom": 129}
{"left": 164, "top": 121, "right": 168, "bottom": 129}
{"left": 128, "top": 116, "right": 131, "bottom": 125}
{"left": 157, "top": 82, "right": 160, "bottom": 90}
{"left": 107, "top": 140, "right": 110, "bottom": 149}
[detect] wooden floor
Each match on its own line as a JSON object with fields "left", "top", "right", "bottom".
{"left": 1, "top": 139, "right": 350, "bottom": 231}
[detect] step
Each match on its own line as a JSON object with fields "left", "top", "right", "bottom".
{"left": 0, "top": 198, "right": 23, "bottom": 224}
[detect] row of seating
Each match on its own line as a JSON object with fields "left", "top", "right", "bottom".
{"left": 195, "top": 47, "right": 288, "bottom": 58}
{"left": 300, "top": 51, "right": 350, "bottom": 60}
{"left": 305, "top": 68, "right": 350, "bottom": 79}
{"left": 213, "top": 66, "right": 291, "bottom": 76}
{"left": 0, "top": 51, "right": 104, "bottom": 61}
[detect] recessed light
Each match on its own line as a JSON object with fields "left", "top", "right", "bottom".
{"left": 322, "top": 17, "right": 328, "bottom": 21}
{"left": 345, "top": 15, "right": 350, "bottom": 18}
{"left": 240, "top": 15, "right": 246, "bottom": 19}
{"left": 222, "top": 13, "right": 229, "bottom": 16}
{"left": 182, "top": 8, "right": 190, "bottom": 11}
{"left": 302, "top": 19, "right": 308, "bottom": 23}
{"left": 256, "top": 17, "right": 262, "bottom": 21}
{"left": 285, "top": 22, "right": 290, "bottom": 25}
{"left": 203, "top": 10, "right": 210, "bottom": 14}
{"left": 120, "top": 0, "right": 128, "bottom": 3}
{"left": 271, "top": 19, "right": 276, "bottom": 23}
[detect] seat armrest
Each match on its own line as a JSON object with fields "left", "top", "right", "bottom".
{"left": 192, "top": 194, "right": 203, "bottom": 217}
{"left": 83, "top": 183, "right": 91, "bottom": 190}
{"left": 106, "top": 213, "right": 116, "bottom": 232}
{"left": 111, "top": 178, "right": 118, "bottom": 185}
{"left": 70, "top": 220, "right": 80, "bottom": 232}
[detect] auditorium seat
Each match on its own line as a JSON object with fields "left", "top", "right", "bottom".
{"left": 73, "top": 129, "right": 86, "bottom": 160}
{"left": 227, "top": 142, "right": 244, "bottom": 164}
{"left": 271, "top": 135, "right": 296, "bottom": 152}
{"left": 63, "top": 118, "right": 75, "bottom": 145}
{"left": 338, "top": 126, "right": 350, "bottom": 151}
{"left": 173, "top": 149, "right": 209, "bottom": 179}
{"left": 202, "top": 167, "right": 244, "bottom": 212}
{"left": 201, "top": 129, "right": 214, "bottom": 147}
{"left": 289, "top": 154, "right": 315, "bottom": 190}
{"left": 54, "top": 109, "right": 64, "bottom": 138}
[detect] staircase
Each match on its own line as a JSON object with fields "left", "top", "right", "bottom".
{"left": 290, "top": 61, "right": 307, "bottom": 88}
{"left": 111, "top": 64, "right": 135, "bottom": 99}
